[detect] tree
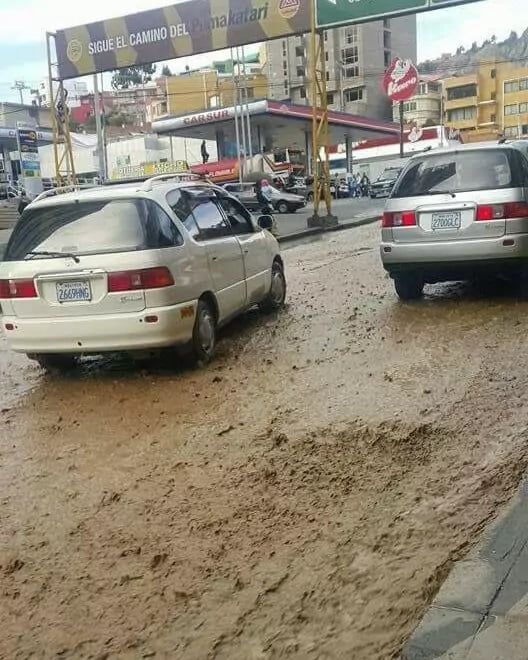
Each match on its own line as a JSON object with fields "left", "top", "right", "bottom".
{"left": 161, "top": 65, "right": 172, "bottom": 77}
{"left": 111, "top": 63, "right": 157, "bottom": 90}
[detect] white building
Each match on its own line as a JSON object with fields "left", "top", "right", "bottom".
{"left": 37, "top": 133, "right": 217, "bottom": 180}
{"left": 34, "top": 78, "right": 89, "bottom": 109}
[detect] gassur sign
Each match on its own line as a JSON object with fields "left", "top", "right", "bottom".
{"left": 382, "top": 58, "right": 419, "bottom": 103}
{"left": 55, "top": 0, "right": 310, "bottom": 79}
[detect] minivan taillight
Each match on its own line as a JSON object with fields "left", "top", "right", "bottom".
{"left": 0, "top": 278, "right": 37, "bottom": 299}
{"left": 476, "top": 202, "right": 528, "bottom": 221}
{"left": 382, "top": 211, "right": 416, "bottom": 228}
{"left": 107, "top": 267, "right": 174, "bottom": 293}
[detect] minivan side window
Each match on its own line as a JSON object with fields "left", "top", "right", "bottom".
{"left": 217, "top": 196, "right": 254, "bottom": 234}
{"left": 191, "top": 200, "right": 232, "bottom": 240}
{"left": 148, "top": 202, "right": 184, "bottom": 247}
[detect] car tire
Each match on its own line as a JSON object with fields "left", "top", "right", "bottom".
{"left": 33, "top": 353, "right": 77, "bottom": 373}
{"left": 192, "top": 298, "right": 217, "bottom": 364}
{"left": 394, "top": 274, "right": 423, "bottom": 301}
{"left": 277, "top": 201, "right": 289, "bottom": 214}
{"left": 307, "top": 192, "right": 314, "bottom": 202}
{"left": 260, "top": 261, "right": 287, "bottom": 313}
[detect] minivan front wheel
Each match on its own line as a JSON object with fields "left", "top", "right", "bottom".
{"left": 192, "top": 299, "right": 217, "bottom": 363}
{"left": 394, "top": 274, "right": 424, "bottom": 301}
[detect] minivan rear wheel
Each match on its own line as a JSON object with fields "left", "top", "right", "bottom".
{"left": 394, "top": 274, "right": 424, "bottom": 301}
{"left": 33, "top": 353, "right": 77, "bottom": 373}
{"left": 192, "top": 299, "right": 217, "bottom": 364}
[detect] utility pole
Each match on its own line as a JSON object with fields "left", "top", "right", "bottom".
{"left": 12, "top": 80, "right": 30, "bottom": 105}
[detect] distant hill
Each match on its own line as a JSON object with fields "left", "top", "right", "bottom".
{"left": 418, "top": 29, "right": 528, "bottom": 76}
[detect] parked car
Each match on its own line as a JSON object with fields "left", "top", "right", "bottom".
{"left": 224, "top": 182, "right": 306, "bottom": 213}
{"left": 0, "top": 175, "right": 286, "bottom": 371}
{"left": 381, "top": 144, "right": 528, "bottom": 300}
{"left": 370, "top": 167, "right": 403, "bottom": 199}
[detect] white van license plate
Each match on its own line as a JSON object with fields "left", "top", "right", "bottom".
{"left": 56, "top": 280, "right": 91, "bottom": 303}
{"left": 432, "top": 212, "right": 461, "bottom": 230}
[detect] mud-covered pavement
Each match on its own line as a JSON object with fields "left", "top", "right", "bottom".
{"left": 3, "top": 224, "right": 528, "bottom": 659}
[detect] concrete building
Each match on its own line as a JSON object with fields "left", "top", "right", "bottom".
{"left": 149, "top": 60, "right": 268, "bottom": 122}
{"left": 443, "top": 61, "right": 528, "bottom": 142}
{"left": 263, "top": 16, "right": 417, "bottom": 120}
{"left": 34, "top": 78, "right": 89, "bottom": 110}
{"left": 391, "top": 77, "right": 442, "bottom": 126}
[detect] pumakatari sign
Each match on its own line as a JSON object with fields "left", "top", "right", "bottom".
{"left": 55, "top": 0, "right": 310, "bottom": 79}
{"left": 316, "top": 0, "right": 484, "bottom": 28}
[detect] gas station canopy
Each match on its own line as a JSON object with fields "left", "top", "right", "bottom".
{"left": 152, "top": 99, "right": 400, "bottom": 152}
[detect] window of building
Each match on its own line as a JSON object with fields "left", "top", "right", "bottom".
{"left": 342, "top": 46, "right": 359, "bottom": 65}
{"left": 345, "top": 65, "right": 360, "bottom": 79}
{"left": 520, "top": 102, "right": 528, "bottom": 113}
{"left": 325, "top": 51, "right": 329, "bottom": 61}
{"left": 522, "top": 124, "right": 528, "bottom": 135}
{"left": 491, "top": 69, "right": 496, "bottom": 78}
{"left": 345, "top": 26, "right": 358, "bottom": 44}
{"left": 403, "top": 101, "right": 417, "bottom": 112}
{"left": 344, "top": 87, "right": 364, "bottom": 103}
{"left": 246, "top": 87, "right": 254, "bottom": 99}
{"left": 505, "top": 80, "right": 520, "bottom": 93}
{"left": 504, "top": 126, "right": 518, "bottom": 138}
{"left": 446, "top": 84, "right": 477, "bottom": 100}
{"left": 296, "top": 66, "right": 305, "bottom": 78}
{"left": 521, "top": 78, "right": 528, "bottom": 91}
{"left": 447, "top": 106, "right": 476, "bottom": 121}
{"left": 491, "top": 113, "right": 496, "bottom": 123}
{"left": 418, "top": 83, "right": 428, "bottom": 95}
{"left": 505, "top": 103, "right": 519, "bottom": 115}
{"left": 327, "top": 92, "right": 335, "bottom": 105}
{"left": 384, "top": 50, "right": 391, "bottom": 68}
{"left": 300, "top": 86, "right": 306, "bottom": 99}
{"left": 429, "top": 82, "right": 440, "bottom": 93}
{"left": 295, "top": 46, "right": 304, "bottom": 57}
{"left": 491, "top": 91, "right": 496, "bottom": 100}
{"left": 326, "top": 71, "right": 330, "bottom": 81}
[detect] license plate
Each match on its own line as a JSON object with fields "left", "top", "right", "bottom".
{"left": 56, "top": 280, "right": 91, "bottom": 303}
{"left": 431, "top": 211, "right": 461, "bottom": 230}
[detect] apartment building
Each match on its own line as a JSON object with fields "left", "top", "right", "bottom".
{"left": 443, "top": 61, "right": 528, "bottom": 142}
{"left": 263, "top": 15, "right": 417, "bottom": 121}
{"left": 391, "top": 77, "right": 442, "bottom": 126}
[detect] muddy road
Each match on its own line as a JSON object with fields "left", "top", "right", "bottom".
{"left": 2, "top": 224, "right": 528, "bottom": 659}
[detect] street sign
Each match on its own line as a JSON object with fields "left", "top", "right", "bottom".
{"left": 382, "top": 58, "right": 419, "bottom": 102}
{"left": 316, "top": 0, "right": 483, "bottom": 29}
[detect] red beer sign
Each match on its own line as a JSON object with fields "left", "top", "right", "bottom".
{"left": 382, "top": 58, "right": 419, "bottom": 102}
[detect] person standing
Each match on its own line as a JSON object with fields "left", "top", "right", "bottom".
{"left": 200, "top": 140, "right": 209, "bottom": 164}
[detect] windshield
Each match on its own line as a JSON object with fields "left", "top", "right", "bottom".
{"left": 392, "top": 149, "right": 518, "bottom": 198}
{"left": 377, "top": 169, "right": 402, "bottom": 182}
{"left": 4, "top": 198, "right": 180, "bottom": 261}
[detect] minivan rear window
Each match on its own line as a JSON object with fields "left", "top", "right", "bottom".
{"left": 391, "top": 149, "right": 519, "bottom": 198}
{"left": 5, "top": 198, "right": 182, "bottom": 261}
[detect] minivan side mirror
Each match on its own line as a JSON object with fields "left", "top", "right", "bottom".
{"left": 258, "top": 215, "right": 274, "bottom": 230}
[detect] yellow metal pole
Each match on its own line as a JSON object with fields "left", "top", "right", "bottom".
{"left": 309, "top": 0, "right": 335, "bottom": 226}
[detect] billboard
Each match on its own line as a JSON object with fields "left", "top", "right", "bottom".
{"left": 55, "top": 0, "right": 310, "bottom": 80}
{"left": 382, "top": 58, "right": 419, "bottom": 103}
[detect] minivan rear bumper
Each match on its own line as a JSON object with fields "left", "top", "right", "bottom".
{"left": 1, "top": 301, "right": 197, "bottom": 354}
{"left": 381, "top": 232, "right": 528, "bottom": 272}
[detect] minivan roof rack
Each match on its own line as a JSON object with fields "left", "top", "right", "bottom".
{"left": 140, "top": 172, "right": 209, "bottom": 191}
{"left": 32, "top": 183, "right": 99, "bottom": 203}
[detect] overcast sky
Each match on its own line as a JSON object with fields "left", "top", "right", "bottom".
{"left": 0, "top": 0, "right": 524, "bottom": 103}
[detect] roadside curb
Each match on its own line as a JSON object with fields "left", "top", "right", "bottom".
{"left": 403, "top": 477, "right": 528, "bottom": 659}
{"left": 278, "top": 214, "right": 381, "bottom": 243}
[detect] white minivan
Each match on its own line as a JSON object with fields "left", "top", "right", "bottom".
{"left": 0, "top": 175, "right": 286, "bottom": 371}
